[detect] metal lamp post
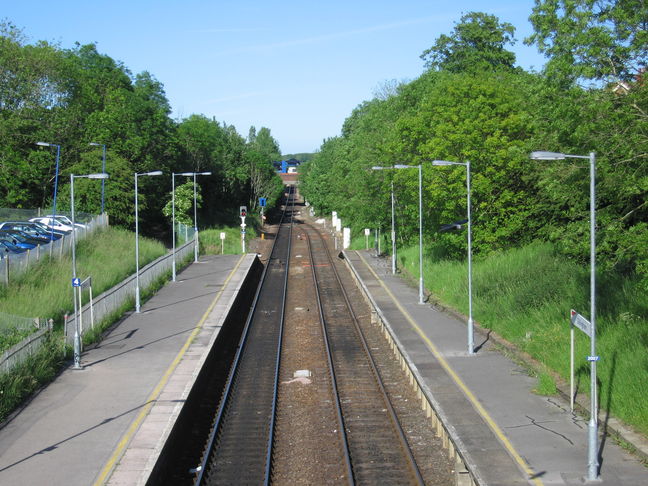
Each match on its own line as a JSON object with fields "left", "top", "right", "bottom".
{"left": 135, "top": 170, "right": 163, "bottom": 313}
{"left": 172, "top": 172, "right": 195, "bottom": 281}
{"left": 531, "top": 150, "right": 598, "bottom": 481}
{"left": 89, "top": 143, "right": 107, "bottom": 214}
{"left": 432, "top": 160, "right": 474, "bottom": 355}
{"left": 371, "top": 166, "right": 397, "bottom": 274}
{"left": 192, "top": 172, "right": 212, "bottom": 263}
{"left": 394, "top": 164, "right": 424, "bottom": 304}
{"left": 36, "top": 142, "right": 61, "bottom": 242}
{"left": 70, "top": 172, "right": 109, "bottom": 369}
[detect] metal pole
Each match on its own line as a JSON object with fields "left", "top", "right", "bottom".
{"left": 70, "top": 175, "right": 81, "bottom": 369}
{"left": 100, "top": 144, "right": 106, "bottom": 214}
{"left": 51, "top": 145, "right": 61, "bottom": 244}
{"left": 193, "top": 174, "right": 199, "bottom": 263}
{"left": 391, "top": 180, "right": 396, "bottom": 275}
{"left": 467, "top": 162, "right": 474, "bottom": 355}
{"left": 587, "top": 152, "right": 598, "bottom": 481}
{"left": 172, "top": 174, "right": 176, "bottom": 281}
{"left": 418, "top": 164, "right": 424, "bottom": 305}
{"left": 135, "top": 174, "right": 141, "bottom": 313}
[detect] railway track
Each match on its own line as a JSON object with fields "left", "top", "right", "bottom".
{"left": 195, "top": 187, "right": 295, "bottom": 485}
{"left": 300, "top": 222, "right": 424, "bottom": 485}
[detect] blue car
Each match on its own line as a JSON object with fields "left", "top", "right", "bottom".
{"left": 0, "top": 222, "right": 62, "bottom": 241}
{"left": 0, "top": 230, "right": 43, "bottom": 247}
{"left": 0, "top": 239, "right": 28, "bottom": 254}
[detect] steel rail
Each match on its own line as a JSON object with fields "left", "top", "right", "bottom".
{"left": 305, "top": 221, "right": 425, "bottom": 485}
{"left": 304, "top": 232, "right": 355, "bottom": 486}
{"left": 195, "top": 186, "right": 294, "bottom": 485}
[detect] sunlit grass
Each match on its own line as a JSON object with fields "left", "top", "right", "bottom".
{"left": 200, "top": 226, "right": 258, "bottom": 255}
{"left": 396, "top": 240, "right": 648, "bottom": 435}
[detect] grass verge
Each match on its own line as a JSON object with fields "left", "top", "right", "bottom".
{"left": 395, "top": 240, "right": 648, "bottom": 436}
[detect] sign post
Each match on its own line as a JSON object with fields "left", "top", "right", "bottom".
{"left": 220, "top": 232, "right": 226, "bottom": 254}
{"left": 569, "top": 309, "right": 593, "bottom": 412}
{"left": 240, "top": 206, "right": 247, "bottom": 253}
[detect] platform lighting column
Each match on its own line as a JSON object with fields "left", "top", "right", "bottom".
{"left": 432, "top": 160, "right": 473, "bottom": 354}
{"left": 89, "top": 143, "right": 107, "bottom": 214}
{"left": 192, "top": 172, "right": 212, "bottom": 263}
{"left": 371, "top": 166, "right": 397, "bottom": 274}
{"left": 36, "top": 142, "right": 61, "bottom": 242}
{"left": 135, "top": 171, "right": 163, "bottom": 313}
{"left": 70, "top": 172, "right": 109, "bottom": 369}
{"left": 394, "top": 164, "right": 424, "bottom": 304}
{"left": 531, "top": 150, "right": 598, "bottom": 481}
{"left": 172, "top": 172, "right": 194, "bottom": 281}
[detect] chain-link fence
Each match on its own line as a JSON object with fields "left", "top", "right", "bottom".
{"left": 0, "top": 213, "right": 109, "bottom": 285}
{"left": 175, "top": 222, "right": 196, "bottom": 244}
{"left": 0, "top": 311, "right": 50, "bottom": 374}
{"left": 0, "top": 310, "right": 42, "bottom": 334}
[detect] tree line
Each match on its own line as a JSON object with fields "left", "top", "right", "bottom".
{"left": 0, "top": 21, "right": 283, "bottom": 234}
{"left": 300, "top": 2, "right": 647, "bottom": 289}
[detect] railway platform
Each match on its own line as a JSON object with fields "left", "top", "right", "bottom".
{"left": 344, "top": 249, "right": 648, "bottom": 486}
{"left": 0, "top": 253, "right": 258, "bottom": 486}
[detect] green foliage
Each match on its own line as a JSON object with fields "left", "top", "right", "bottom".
{"left": 162, "top": 181, "right": 200, "bottom": 226}
{"left": 526, "top": 0, "right": 648, "bottom": 82}
{"left": 420, "top": 12, "right": 517, "bottom": 73}
{"left": 0, "top": 25, "right": 283, "bottom": 235}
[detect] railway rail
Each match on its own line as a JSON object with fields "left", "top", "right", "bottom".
{"left": 195, "top": 187, "right": 295, "bottom": 485}
{"left": 301, "top": 222, "right": 425, "bottom": 485}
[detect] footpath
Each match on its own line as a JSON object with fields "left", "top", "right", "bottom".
{"left": 345, "top": 249, "right": 647, "bottom": 486}
{"left": 0, "top": 254, "right": 256, "bottom": 486}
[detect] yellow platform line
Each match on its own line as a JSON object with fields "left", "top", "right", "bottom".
{"left": 93, "top": 255, "right": 246, "bottom": 485}
{"left": 356, "top": 251, "right": 543, "bottom": 486}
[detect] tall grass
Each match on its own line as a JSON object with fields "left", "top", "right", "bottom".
{"left": 0, "top": 226, "right": 166, "bottom": 325}
{"left": 396, "top": 240, "right": 648, "bottom": 435}
{"left": 200, "top": 226, "right": 258, "bottom": 255}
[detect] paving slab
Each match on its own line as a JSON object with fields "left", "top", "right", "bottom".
{"left": 0, "top": 254, "right": 255, "bottom": 486}
{"left": 345, "top": 250, "right": 648, "bottom": 486}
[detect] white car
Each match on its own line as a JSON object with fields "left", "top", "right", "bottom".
{"left": 43, "top": 214, "right": 86, "bottom": 230}
{"left": 29, "top": 217, "right": 75, "bottom": 233}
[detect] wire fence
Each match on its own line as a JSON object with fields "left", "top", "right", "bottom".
{"left": 175, "top": 222, "right": 196, "bottom": 244}
{"left": 0, "top": 311, "right": 42, "bottom": 334}
{"left": 0, "top": 213, "right": 109, "bottom": 285}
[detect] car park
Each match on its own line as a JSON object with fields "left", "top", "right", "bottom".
{"left": 44, "top": 214, "right": 86, "bottom": 230}
{"left": 0, "top": 239, "right": 28, "bottom": 254}
{"left": 0, "top": 222, "right": 61, "bottom": 241}
{"left": 0, "top": 235, "right": 35, "bottom": 251}
{"left": 29, "top": 216, "right": 74, "bottom": 233}
{"left": 0, "top": 229, "right": 48, "bottom": 246}
{"left": 29, "top": 221, "right": 67, "bottom": 239}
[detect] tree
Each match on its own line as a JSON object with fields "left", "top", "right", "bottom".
{"left": 420, "top": 12, "right": 517, "bottom": 73}
{"left": 526, "top": 0, "right": 648, "bottom": 82}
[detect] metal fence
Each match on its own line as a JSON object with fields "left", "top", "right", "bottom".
{"left": 0, "top": 327, "right": 52, "bottom": 374}
{"left": 0, "top": 310, "right": 42, "bottom": 334}
{"left": 0, "top": 213, "right": 109, "bottom": 285}
{"left": 63, "top": 239, "right": 195, "bottom": 343}
{"left": 175, "top": 222, "right": 196, "bottom": 244}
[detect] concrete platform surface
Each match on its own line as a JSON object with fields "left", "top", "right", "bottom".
{"left": 0, "top": 254, "right": 255, "bottom": 486}
{"left": 345, "top": 250, "right": 648, "bottom": 486}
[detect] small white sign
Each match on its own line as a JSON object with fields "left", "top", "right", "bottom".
{"left": 570, "top": 309, "right": 592, "bottom": 338}
{"left": 364, "top": 228, "right": 370, "bottom": 236}
{"left": 220, "top": 232, "right": 226, "bottom": 240}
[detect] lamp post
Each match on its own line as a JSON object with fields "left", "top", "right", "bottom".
{"left": 394, "top": 164, "right": 424, "bottom": 304}
{"left": 371, "top": 166, "right": 397, "bottom": 274}
{"left": 89, "top": 143, "right": 107, "bottom": 214}
{"left": 70, "top": 172, "right": 109, "bottom": 369}
{"left": 36, "top": 142, "right": 61, "bottom": 242}
{"left": 192, "top": 172, "right": 212, "bottom": 262}
{"left": 432, "top": 160, "right": 473, "bottom": 355}
{"left": 531, "top": 150, "right": 598, "bottom": 481}
{"left": 172, "top": 172, "right": 194, "bottom": 281}
{"left": 135, "top": 170, "right": 163, "bottom": 313}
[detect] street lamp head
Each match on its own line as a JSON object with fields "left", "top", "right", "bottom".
{"left": 146, "top": 170, "right": 163, "bottom": 176}
{"left": 87, "top": 173, "right": 110, "bottom": 179}
{"left": 36, "top": 141, "right": 50, "bottom": 147}
{"left": 89, "top": 142, "right": 102, "bottom": 147}
{"left": 432, "top": 160, "right": 458, "bottom": 166}
{"left": 530, "top": 151, "right": 566, "bottom": 160}
{"left": 198, "top": 171, "right": 212, "bottom": 176}
{"left": 178, "top": 172, "right": 196, "bottom": 176}
{"left": 394, "top": 164, "right": 410, "bottom": 169}
{"left": 371, "top": 166, "right": 387, "bottom": 170}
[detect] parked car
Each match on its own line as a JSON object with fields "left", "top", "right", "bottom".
{"left": 0, "top": 238, "right": 29, "bottom": 253}
{"left": 29, "top": 221, "right": 67, "bottom": 239}
{"left": 0, "top": 229, "right": 48, "bottom": 245}
{"left": 44, "top": 214, "right": 87, "bottom": 230}
{"left": 29, "top": 217, "right": 74, "bottom": 233}
{"left": 0, "top": 222, "right": 61, "bottom": 241}
{"left": 0, "top": 235, "right": 35, "bottom": 251}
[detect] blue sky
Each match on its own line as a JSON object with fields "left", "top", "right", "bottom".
{"left": 3, "top": 1, "right": 546, "bottom": 154}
